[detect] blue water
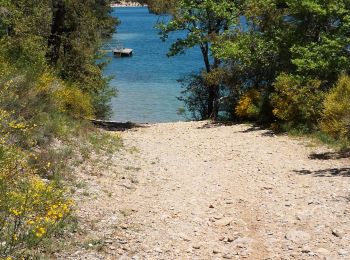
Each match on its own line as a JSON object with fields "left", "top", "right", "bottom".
{"left": 104, "top": 7, "right": 203, "bottom": 123}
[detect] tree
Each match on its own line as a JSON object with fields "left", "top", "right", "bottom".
{"left": 146, "top": 0, "right": 176, "bottom": 14}
{"left": 212, "top": 0, "right": 350, "bottom": 124}
{"left": 0, "top": 0, "right": 118, "bottom": 119}
{"left": 157, "top": 0, "right": 237, "bottom": 119}
{"left": 47, "top": 0, "right": 65, "bottom": 65}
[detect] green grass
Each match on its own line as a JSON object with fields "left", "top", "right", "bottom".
{"left": 285, "top": 127, "right": 349, "bottom": 150}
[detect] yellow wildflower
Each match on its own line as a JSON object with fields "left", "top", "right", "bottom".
{"left": 10, "top": 209, "right": 22, "bottom": 216}
{"left": 35, "top": 227, "right": 46, "bottom": 238}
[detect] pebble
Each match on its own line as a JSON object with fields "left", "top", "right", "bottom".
{"left": 223, "top": 253, "right": 234, "bottom": 259}
{"left": 338, "top": 249, "right": 349, "bottom": 256}
{"left": 120, "top": 224, "right": 128, "bottom": 229}
{"left": 213, "top": 249, "right": 222, "bottom": 254}
{"left": 179, "top": 234, "right": 191, "bottom": 242}
{"left": 285, "top": 230, "right": 311, "bottom": 243}
{"left": 214, "top": 214, "right": 224, "bottom": 220}
{"left": 316, "top": 248, "right": 331, "bottom": 256}
{"left": 301, "top": 246, "right": 311, "bottom": 253}
{"left": 296, "top": 212, "right": 310, "bottom": 221}
{"left": 331, "top": 228, "right": 343, "bottom": 238}
{"left": 215, "top": 217, "right": 233, "bottom": 227}
{"left": 227, "top": 237, "right": 235, "bottom": 242}
{"left": 154, "top": 247, "right": 162, "bottom": 253}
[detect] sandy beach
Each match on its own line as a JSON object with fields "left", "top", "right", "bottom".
{"left": 58, "top": 121, "right": 350, "bottom": 259}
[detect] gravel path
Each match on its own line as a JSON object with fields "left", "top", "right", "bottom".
{"left": 59, "top": 121, "right": 350, "bottom": 259}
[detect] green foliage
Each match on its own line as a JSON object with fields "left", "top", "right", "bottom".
{"left": 0, "top": 0, "right": 119, "bottom": 257}
{"left": 321, "top": 74, "right": 350, "bottom": 141}
{"left": 158, "top": 0, "right": 236, "bottom": 58}
{"left": 0, "top": 102, "right": 73, "bottom": 258}
{"left": 271, "top": 74, "right": 324, "bottom": 130}
{"left": 157, "top": 0, "right": 237, "bottom": 119}
{"left": 178, "top": 74, "right": 209, "bottom": 120}
{"left": 0, "top": 0, "right": 118, "bottom": 119}
{"left": 146, "top": 0, "right": 176, "bottom": 14}
{"left": 235, "top": 89, "right": 262, "bottom": 120}
{"left": 206, "top": 0, "right": 350, "bottom": 136}
{"left": 55, "top": 84, "right": 94, "bottom": 119}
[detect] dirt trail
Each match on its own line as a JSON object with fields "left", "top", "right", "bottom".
{"left": 59, "top": 121, "right": 350, "bottom": 259}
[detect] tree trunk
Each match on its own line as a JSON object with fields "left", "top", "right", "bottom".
{"left": 200, "top": 43, "right": 219, "bottom": 119}
{"left": 47, "top": 0, "right": 65, "bottom": 65}
{"left": 208, "top": 57, "right": 221, "bottom": 120}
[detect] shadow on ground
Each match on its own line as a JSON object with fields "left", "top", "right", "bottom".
{"left": 197, "top": 121, "right": 236, "bottom": 129}
{"left": 309, "top": 149, "right": 350, "bottom": 160}
{"left": 295, "top": 168, "right": 350, "bottom": 177}
{"left": 91, "top": 120, "right": 147, "bottom": 131}
{"left": 198, "top": 121, "right": 276, "bottom": 137}
{"left": 240, "top": 126, "right": 276, "bottom": 137}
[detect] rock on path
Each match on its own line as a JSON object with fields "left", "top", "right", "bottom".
{"left": 57, "top": 121, "right": 350, "bottom": 259}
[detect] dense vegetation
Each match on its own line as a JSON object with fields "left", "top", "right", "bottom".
{"left": 0, "top": 0, "right": 119, "bottom": 257}
{"left": 148, "top": 0, "right": 350, "bottom": 146}
{"left": 0, "top": 0, "right": 349, "bottom": 256}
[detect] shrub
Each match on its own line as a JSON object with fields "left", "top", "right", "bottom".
{"left": 55, "top": 85, "right": 94, "bottom": 119}
{"left": 0, "top": 62, "right": 77, "bottom": 258}
{"left": 271, "top": 73, "right": 324, "bottom": 130}
{"left": 0, "top": 111, "right": 73, "bottom": 258}
{"left": 0, "top": 157, "right": 73, "bottom": 257}
{"left": 178, "top": 74, "right": 209, "bottom": 120}
{"left": 321, "top": 74, "right": 350, "bottom": 141}
{"left": 235, "top": 89, "right": 261, "bottom": 119}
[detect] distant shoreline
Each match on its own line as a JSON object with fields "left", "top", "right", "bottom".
{"left": 110, "top": 1, "right": 148, "bottom": 8}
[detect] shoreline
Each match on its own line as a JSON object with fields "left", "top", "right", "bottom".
{"left": 110, "top": 2, "right": 147, "bottom": 8}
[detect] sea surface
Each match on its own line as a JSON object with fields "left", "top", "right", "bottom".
{"left": 104, "top": 7, "right": 203, "bottom": 123}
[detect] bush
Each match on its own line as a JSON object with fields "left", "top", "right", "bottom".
{"left": 0, "top": 160, "right": 73, "bottom": 258}
{"left": 0, "top": 111, "right": 73, "bottom": 258}
{"left": 178, "top": 74, "right": 209, "bottom": 120}
{"left": 235, "top": 89, "right": 261, "bottom": 120}
{"left": 0, "top": 61, "right": 77, "bottom": 258}
{"left": 321, "top": 74, "right": 350, "bottom": 141}
{"left": 55, "top": 85, "right": 94, "bottom": 120}
{"left": 271, "top": 73, "right": 324, "bottom": 130}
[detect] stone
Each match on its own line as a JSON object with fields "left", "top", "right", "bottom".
{"left": 214, "top": 214, "right": 224, "bottom": 220}
{"left": 213, "top": 248, "right": 222, "bottom": 254}
{"left": 193, "top": 245, "right": 201, "bottom": 249}
{"left": 227, "top": 237, "right": 235, "bottom": 242}
{"left": 154, "top": 247, "right": 162, "bottom": 253}
{"left": 338, "top": 249, "right": 349, "bottom": 256}
{"left": 301, "top": 246, "right": 311, "bottom": 253}
{"left": 120, "top": 224, "right": 128, "bottom": 229}
{"left": 315, "top": 248, "right": 331, "bottom": 256}
{"left": 296, "top": 212, "right": 310, "bottom": 221}
{"left": 215, "top": 217, "right": 233, "bottom": 227}
{"left": 331, "top": 229, "right": 343, "bottom": 238}
{"left": 285, "top": 230, "right": 311, "bottom": 243}
{"left": 223, "top": 253, "right": 235, "bottom": 259}
{"left": 209, "top": 204, "right": 215, "bottom": 208}
{"left": 179, "top": 234, "right": 191, "bottom": 242}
